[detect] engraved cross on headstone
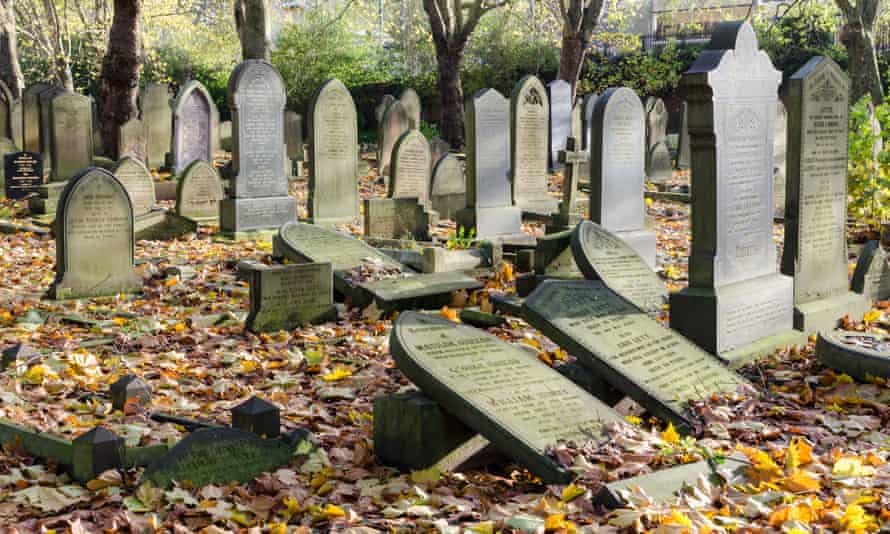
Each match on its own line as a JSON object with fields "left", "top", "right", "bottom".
{"left": 558, "top": 137, "right": 589, "bottom": 220}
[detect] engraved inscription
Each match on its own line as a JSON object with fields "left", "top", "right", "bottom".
{"left": 310, "top": 80, "right": 358, "bottom": 221}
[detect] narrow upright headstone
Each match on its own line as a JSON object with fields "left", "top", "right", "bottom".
{"left": 0, "top": 80, "right": 12, "bottom": 140}
{"left": 389, "top": 129, "right": 431, "bottom": 208}
{"left": 400, "top": 88, "right": 421, "bottom": 129}
{"left": 646, "top": 141, "right": 672, "bottom": 182}
{"left": 4, "top": 151, "right": 43, "bottom": 200}
{"left": 284, "top": 111, "right": 303, "bottom": 165}
{"left": 49, "top": 167, "right": 141, "bottom": 299}
{"left": 117, "top": 117, "right": 146, "bottom": 162}
{"left": 378, "top": 100, "right": 409, "bottom": 176}
{"left": 774, "top": 99, "right": 787, "bottom": 218}
{"left": 221, "top": 60, "right": 296, "bottom": 236}
{"left": 112, "top": 156, "right": 156, "bottom": 217}
{"left": 511, "top": 76, "right": 558, "bottom": 215}
{"left": 547, "top": 80, "right": 572, "bottom": 170}
{"left": 675, "top": 101, "right": 690, "bottom": 169}
{"left": 50, "top": 91, "right": 93, "bottom": 182}
{"left": 375, "top": 94, "right": 396, "bottom": 124}
{"left": 645, "top": 97, "right": 668, "bottom": 152}
{"left": 669, "top": 21, "right": 803, "bottom": 364}
{"left": 455, "top": 89, "right": 524, "bottom": 241}
{"left": 581, "top": 93, "right": 597, "bottom": 180}
{"left": 141, "top": 83, "right": 172, "bottom": 169}
{"left": 430, "top": 154, "right": 465, "bottom": 220}
{"left": 172, "top": 81, "right": 215, "bottom": 174}
{"left": 781, "top": 56, "right": 868, "bottom": 332}
{"left": 590, "top": 87, "right": 656, "bottom": 268}
{"left": 175, "top": 160, "right": 224, "bottom": 221}
{"left": 11, "top": 99, "right": 23, "bottom": 150}
{"left": 22, "top": 83, "right": 51, "bottom": 153}
{"left": 307, "top": 78, "right": 359, "bottom": 226}
{"left": 39, "top": 86, "right": 65, "bottom": 163}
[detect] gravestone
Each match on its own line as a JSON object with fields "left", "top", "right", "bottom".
{"left": 307, "top": 78, "right": 359, "bottom": 226}
{"left": 49, "top": 167, "right": 141, "bottom": 299}
{"left": 429, "top": 138, "right": 450, "bottom": 172}
{"left": 816, "top": 331, "right": 890, "bottom": 381}
{"left": 430, "top": 154, "right": 465, "bottom": 220}
{"left": 219, "top": 120, "right": 233, "bottom": 152}
{"left": 547, "top": 79, "right": 572, "bottom": 170}
{"left": 675, "top": 101, "right": 690, "bottom": 169}
{"left": 400, "top": 88, "right": 422, "bottom": 129}
{"left": 781, "top": 56, "right": 868, "bottom": 332}
{"left": 175, "top": 160, "right": 224, "bottom": 221}
{"left": 112, "top": 156, "right": 156, "bottom": 217}
{"left": 581, "top": 93, "right": 597, "bottom": 181}
{"left": 172, "top": 81, "right": 215, "bottom": 174}
{"left": 523, "top": 280, "right": 747, "bottom": 431}
{"left": 375, "top": 94, "right": 396, "bottom": 124}
{"left": 646, "top": 141, "right": 672, "bottom": 182}
{"left": 275, "top": 221, "right": 480, "bottom": 311}
{"left": 284, "top": 111, "right": 303, "bottom": 167}
{"left": 571, "top": 221, "right": 666, "bottom": 313}
{"left": 774, "top": 99, "right": 787, "bottom": 218}
{"left": 221, "top": 60, "right": 296, "bottom": 236}
{"left": 364, "top": 197, "right": 429, "bottom": 240}
{"left": 590, "top": 86, "right": 656, "bottom": 268}
{"left": 243, "top": 262, "right": 337, "bottom": 333}
{"left": 646, "top": 97, "right": 668, "bottom": 152}
{"left": 550, "top": 137, "right": 588, "bottom": 230}
{"left": 511, "top": 76, "right": 558, "bottom": 215}
{"left": 0, "top": 79, "right": 12, "bottom": 140}
{"left": 22, "top": 83, "right": 51, "bottom": 153}
{"left": 0, "top": 138, "right": 17, "bottom": 194}
{"left": 455, "top": 89, "right": 524, "bottom": 242}
{"left": 391, "top": 311, "right": 623, "bottom": 483}
{"left": 389, "top": 129, "right": 431, "bottom": 209}
{"left": 117, "top": 117, "right": 146, "bottom": 162}
{"left": 852, "top": 241, "right": 890, "bottom": 301}
{"left": 669, "top": 21, "right": 804, "bottom": 364}
{"left": 141, "top": 83, "right": 172, "bottom": 169}
{"left": 378, "top": 100, "right": 409, "bottom": 177}
{"left": 50, "top": 91, "right": 93, "bottom": 182}
{"left": 39, "top": 86, "right": 65, "bottom": 160}
{"left": 4, "top": 151, "right": 43, "bottom": 200}
{"left": 11, "top": 99, "right": 23, "bottom": 149}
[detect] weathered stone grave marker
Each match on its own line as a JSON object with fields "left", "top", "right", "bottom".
{"left": 378, "top": 100, "right": 409, "bottom": 177}
{"left": 430, "top": 153, "right": 465, "bottom": 220}
{"left": 646, "top": 141, "right": 672, "bottom": 182}
{"left": 375, "top": 94, "right": 396, "bottom": 124}
{"left": 22, "top": 83, "right": 51, "bottom": 153}
{"left": 117, "top": 117, "right": 146, "bottom": 162}
{"left": 646, "top": 96, "right": 668, "bottom": 152}
{"left": 141, "top": 83, "right": 172, "bottom": 169}
{"left": 389, "top": 129, "right": 432, "bottom": 209}
{"left": 511, "top": 76, "right": 558, "bottom": 215}
{"left": 852, "top": 240, "right": 890, "bottom": 301}
{"left": 774, "top": 99, "right": 787, "bottom": 218}
{"left": 547, "top": 79, "right": 572, "bottom": 170}
{"left": 172, "top": 81, "right": 217, "bottom": 174}
{"left": 551, "top": 137, "right": 588, "bottom": 230}
{"left": 400, "top": 88, "right": 421, "bottom": 129}
{"left": 364, "top": 197, "right": 429, "bottom": 240}
{"left": 580, "top": 92, "right": 597, "bottom": 181}
{"left": 284, "top": 110, "right": 303, "bottom": 174}
{"left": 816, "top": 331, "right": 890, "bottom": 381}
{"left": 50, "top": 91, "right": 93, "bottom": 182}
{"left": 243, "top": 261, "right": 336, "bottom": 333}
{"left": 175, "top": 160, "right": 224, "bottom": 222}
{"left": 4, "top": 151, "right": 43, "bottom": 200}
{"left": 112, "top": 156, "right": 156, "bottom": 217}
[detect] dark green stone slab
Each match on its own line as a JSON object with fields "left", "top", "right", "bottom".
{"left": 0, "top": 419, "right": 73, "bottom": 465}
{"left": 816, "top": 330, "right": 890, "bottom": 381}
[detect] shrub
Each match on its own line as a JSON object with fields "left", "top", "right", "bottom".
{"left": 848, "top": 96, "right": 890, "bottom": 228}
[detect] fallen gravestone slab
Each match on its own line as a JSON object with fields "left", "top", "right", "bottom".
{"left": 391, "top": 311, "right": 623, "bottom": 483}
{"left": 522, "top": 280, "right": 747, "bottom": 432}
{"left": 274, "top": 222, "right": 480, "bottom": 311}
{"left": 243, "top": 261, "right": 337, "bottom": 333}
{"left": 816, "top": 330, "right": 890, "bottom": 381}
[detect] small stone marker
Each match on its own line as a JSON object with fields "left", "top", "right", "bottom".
{"left": 141, "top": 83, "right": 172, "bottom": 169}
{"left": 774, "top": 99, "right": 787, "bottom": 218}
{"left": 391, "top": 311, "right": 623, "bottom": 483}
{"left": 816, "top": 330, "right": 890, "bottom": 381}
{"left": 552, "top": 137, "right": 588, "bottom": 229}
{"left": 523, "top": 280, "right": 747, "bottom": 431}
{"left": 364, "top": 197, "right": 429, "bottom": 240}
{"left": 676, "top": 101, "right": 690, "bottom": 169}
{"left": 175, "top": 160, "right": 224, "bottom": 221}
{"left": 118, "top": 117, "right": 146, "bottom": 162}
{"left": 389, "top": 129, "right": 431, "bottom": 208}
{"left": 172, "top": 81, "right": 216, "bottom": 174}
{"left": 547, "top": 79, "right": 572, "bottom": 170}
{"left": 852, "top": 241, "right": 890, "bottom": 301}
{"left": 112, "top": 156, "right": 156, "bottom": 217}
{"left": 571, "top": 221, "right": 666, "bottom": 313}
{"left": 110, "top": 375, "right": 152, "bottom": 412}
{"left": 231, "top": 396, "right": 280, "bottom": 437}
{"left": 511, "top": 75, "right": 558, "bottom": 215}
{"left": 307, "top": 78, "right": 359, "bottom": 226}
{"left": 4, "top": 151, "right": 43, "bottom": 200}
{"left": 646, "top": 141, "right": 672, "bottom": 182}
{"left": 284, "top": 110, "right": 303, "bottom": 167}
{"left": 378, "top": 100, "right": 409, "bottom": 176}
{"left": 430, "top": 153, "right": 465, "bottom": 220}
{"left": 49, "top": 167, "right": 141, "bottom": 299}
{"left": 780, "top": 56, "right": 868, "bottom": 332}
{"left": 72, "top": 426, "right": 124, "bottom": 483}
{"left": 400, "top": 88, "right": 422, "bottom": 129}
{"left": 50, "top": 91, "right": 93, "bottom": 182}
{"left": 243, "top": 261, "right": 336, "bottom": 332}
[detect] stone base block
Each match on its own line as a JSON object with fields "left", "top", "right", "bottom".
{"left": 28, "top": 182, "right": 66, "bottom": 215}
{"left": 613, "top": 229, "right": 657, "bottom": 269}
{"left": 455, "top": 206, "right": 523, "bottom": 241}
{"left": 720, "top": 329, "right": 810, "bottom": 369}
{"left": 794, "top": 292, "right": 870, "bottom": 334}
{"left": 220, "top": 196, "right": 296, "bottom": 235}
{"left": 422, "top": 247, "right": 492, "bottom": 273}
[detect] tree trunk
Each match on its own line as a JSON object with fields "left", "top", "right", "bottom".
{"left": 841, "top": 22, "right": 884, "bottom": 105}
{"left": 436, "top": 45, "right": 465, "bottom": 147}
{"left": 98, "top": 0, "right": 142, "bottom": 158}
{"left": 0, "top": 0, "right": 23, "bottom": 98}
{"left": 558, "top": 33, "right": 586, "bottom": 98}
{"left": 235, "top": 0, "right": 271, "bottom": 61}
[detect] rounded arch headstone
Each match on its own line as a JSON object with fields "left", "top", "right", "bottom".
{"left": 112, "top": 156, "right": 156, "bottom": 216}
{"left": 378, "top": 101, "right": 409, "bottom": 177}
{"left": 400, "top": 88, "right": 422, "bottom": 129}
{"left": 176, "top": 159, "right": 224, "bottom": 221}
{"left": 389, "top": 129, "right": 431, "bottom": 207}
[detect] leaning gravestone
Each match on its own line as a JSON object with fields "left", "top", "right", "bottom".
{"left": 391, "top": 311, "right": 623, "bottom": 483}
{"left": 307, "top": 78, "right": 359, "bottom": 226}
{"left": 378, "top": 101, "right": 409, "bottom": 177}
{"left": 511, "top": 75, "right": 558, "bottom": 215}
{"left": 523, "top": 280, "right": 747, "bottom": 431}
{"left": 646, "top": 141, "right": 672, "bottom": 182}
{"left": 4, "top": 152, "right": 43, "bottom": 200}
{"left": 364, "top": 197, "right": 429, "bottom": 240}
{"left": 571, "top": 221, "right": 666, "bottom": 313}
{"left": 50, "top": 91, "right": 93, "bottom": 182}
{"left": 816, "top": 331, "right": 890, "bottom": 381}
{"left": 547, "top": 79, "right": 572, "bottom": 170}
{"left": 669, "top": 21, "right": 804, "bottom": 364}
{"left": 645, "top": 97, "right": 668, "bottom": 152}
{"left": 22, "top": 83, "right": 51, "bottom": 153}
{"left": 455, "top": 89, "right": 524, "bottom": 242}
{"left": 590, "top": 86, "right": 656, "bottom": 268}
{"left": 389, "top": 129, "right": 431, "bottom": 208}
{"left": 781, "top": 56, "right": 868, "bottom": 332}
{"left": 400, "top": 88, "right": 422, "bottom": 129}
{"left": 275, "top": 222, "right": 480, "bottom": 311}
{"left": 112, "top": 156, "right": 156, "bottom": 217}
{"left": 175, "top": 160, "right": 224, "bottom": 222}
{"left": 430, "top": 154, "right": 465, "bottom": 220}
{"left": 49, "top": 167, "right": 141, "bottom": 299}
{"left": 221, "top": 60, "right": 296, "bottom": 236}
{"left": 675, "top": 101, "right": 690, "bottom": 170}
{"left": 141, "top": 83, "right": 172, "bottom": 169}
{"left": 774, "top": 99, "right": 787, "bottom": 218}
{"left": 118, "top": 117, "right": 146, "bottom": 162}
{"left": 243, "top": 262, "right": 337, "bottom": 333}
{"left": 171, "top": 81, "right": 215, "bottom": 174}
{"left": 0, "top": 80, "right": 12, "bottom": 140}
{"left": 852, "top": 241, "right": 890, "bottom": 301}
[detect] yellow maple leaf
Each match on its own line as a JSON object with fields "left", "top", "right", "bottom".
{"left": 323, "top": 503, "right": 345, "bottom": 518}
{"left": 840, "top": 504, "right": 878, "bottom": 534}
{"left": 739, "top": 445, "right": 783, "bottom": 484}
{"left": 561, "top": 484, "right": 585, "bottom": 502}
{"left": 321, "top": 366, "right": 353, "bottom": 382}
{"left": 661, "top": 422, "right": 681, "bottom": 444}
{"left": 781, "top": 470, "right": 821, "bottom": 493}
{"left": 863, "top": 309, "right": 882, "bottom": 323}
{"left": 544, "top": 513, "right": 576, "bottom": 532}
{"left": 440, "top": 306, "right": 459, "bottom": 322}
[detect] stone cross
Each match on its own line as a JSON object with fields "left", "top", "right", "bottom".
{"left": 557, "top": 136, "right": 588, "bottom": 220}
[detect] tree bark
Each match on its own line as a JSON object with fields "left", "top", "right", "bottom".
{"left": 558, "top": 33, "right": 586, "bottom": 94}
{"left": 0, "top": 0, "right": 23, "bottom": 98}
{"left": 835, "top": 0, "right": 884, "bottom": 105}
{"left": 98, "top": 0, "right": 142, "bottom": 158}
{"left": 234, "top": 0, "right": 271, "bottom": 61}
{"left": 435, "top": 45, "right": 466, "bottom": 147}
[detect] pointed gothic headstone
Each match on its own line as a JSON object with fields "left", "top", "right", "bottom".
{"left": 511, "top": 76, "right": 558, "bottom": 215}
{"left": 172, "top": 81, "right": 216, "bottom": 174}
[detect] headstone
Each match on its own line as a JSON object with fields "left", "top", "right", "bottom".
{"left": 4, "top": 151, "right": 43, "bottom": 200}
{"left": 774, "top": 99, "right": 787, "bottom": 217}
{"left": 219, "top": 120, "right": 233, "bottom": 152}
{"left": 590, "top": 86, "right": 656, "bottom": 268}
{"left": 378, "top": 100, "right": 409, "bottom": 176}
{"left": 523, "top": 280, "right": 747, "bottom": 431}
{"left": 364, "top": 197, "right": 429, "bottom": 240}
{"left": 430, "top": 154, "right": 465, "bottom": 220}
{"left": 547, "top": 79, "right": 572, "bottom": 170}
{"left": 852, "top": 241, "right": 890, "bottom": 301}
{"left": 50, "top": 91, "right": 93, "bottom": 182}
{"left": 581, "top": 93, "right": 597, "bottom": 180}
{"left": 112, "top": 156, "right": 156, "bottom": 216}
{"left": 645, "top": 97, "right": 668, "bottom": 152}
{"left": 49, "top": 167, "right": 141, "bottom": 299}
{"left": 243, "top": 261, "right": 337, "bottom": 333}
{"left": 22, "top": 83, "right": 51, "bottom": 153}
{"left": 0, "top": 138, "right": 17, "bottom": 193}
{"left": 551, "top": 137, "right": 588, "bottom": 230}
{"left": 816, "top": 330, "right": 890, "bottom": 381}
{"left": 669, "top": 21, "right": 804, "bottom": 364}
{"left": 284, "top": 111, "right": 303, "bottom": 164}
{"left": 0, "top": 79, "right": 12, "bottom": 140}
{"left": 375, "top": 94, "right": 396, "bottom": 124}
{"left": 175, "top": 160, "right": 225, "bottom": 221}
{"left": 11, "top": 99, "right": 23, "bottom": 150}
{"left": 428, "top": 138, "right": 450, "bottom": 172}
{"left": 307, "top": 78, "right": 359, "bottom": 226}
{"left": 780, "top": 56, "right": 868, "bottom": 332}
{"left": 646, "top": 141, "right": 672, "bottom": 182}
{"left": 39, "top": 86, "right": 65, "bottom": 164}
{"left": 675, "top": 101, "right": 690, "bottom": 169}
{"left": 455, "top": 89, "right": 524, "bottom": 241}
{"left": 400, "top": 88, "right": 421, "bottom": 129}
{"left": 141, "top": 83, "right": 172, "bottom": 169}
{"left": 389, "top": 129, "right": 431, "bottom": 208}
{"left": 118, "top": 117, "right": 146, "bottom": 162}
{"left": 172, "top": 81, "right": 215, "bottom": 174}
{"left": 275, "top": 222, "right": 481, "bottom": 311}
{"left": 391, "top": 311, "right": 623, "bottom": 483}
{"left": 231, "top": 397, "right": 279, "bottom": 437}
{"left": 221, "top": 60, "right": 296, "bottom": 236}
{"left": 570, "top": 221, "right": 667, "bottom": 313}
{"left": 110, "top": 375, "right": 152, "bottom": 412}
{"left": 511, "top": 76, "right": 558, "bottom": 215}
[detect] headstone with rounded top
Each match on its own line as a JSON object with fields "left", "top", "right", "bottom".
{"left": 646, "top": 141, "right": 672, "bottom": 182}
{"left": 852, "top": 240, "right": 890, "bottom": 302}
{"left": 428, "top": 138, "right": 449, "bottom": 172}
{"left": 389, "top": 129, "right": 431, "bottom": 209}
{"left": 511, "top": 76, "right": 558, "bottom": 215}
{"left": 430, "top": 153, "right": 465, "bottom": 220}
{"left": 378, "top": 100, "right": 409, "bottom": 177}
{"left": 375, "top": 94, "right": 396, "bottom": 124}
{"left": 400, "top": 88, "right": 421, "bottom": 129}
{"left": 112, "top": 156, "right": 156, "bottom": 217}
{"left": 141, "top": 83, "right": 172, "bottom": 169}
{"left": 176, "top": 160, "right": 224, "bottom": 222}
